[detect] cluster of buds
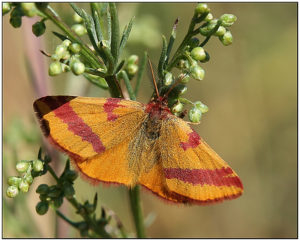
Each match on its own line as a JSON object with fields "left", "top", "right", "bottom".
{"left": 125, "top": 55, "right": 139, "bottom": 78}
{"left": 196, "top": 3, "right": 237, "bottom": 46}
{"left": 48, "top": 39, "right": 85, "bottom": 76}
{"left": 35, "top": 164, "right": 78, "bottom": 215}
{"left": 6, "top": 159, "right": 44, "bottom": 198}
{"left": 71, "top": 12, "right": 87, "bottom": 36}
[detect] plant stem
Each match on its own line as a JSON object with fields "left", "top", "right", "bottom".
{"left": 129, "top": 185, "right": 145, "bottom": 238}
{"left": 120, "top": 71, "right": 136, "bottom": 101}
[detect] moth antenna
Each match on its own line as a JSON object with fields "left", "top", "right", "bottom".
{"left": 164, "top": 73, "right": 187, "bottom": 98}
{"left": 148, "top": 58, "right": 160, "bottom": 98}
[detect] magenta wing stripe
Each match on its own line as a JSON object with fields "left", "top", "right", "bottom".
{"left": 164, "top": 167, "right": 243, "bottom": 188}
{"left": 53, "top": 101, "right": 105, "bottom": 154}
{"left": 103, "top": 98, "right": 124, "bottom": 121}
{"left": 180, "top": 130, "right": 201, "bottom": 150}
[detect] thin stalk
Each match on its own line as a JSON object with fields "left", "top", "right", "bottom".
{"left": 128, "top": 186, "right": 145, "bottom": 238}
{"left": 120, "top": 71, "right": 136, "bottom": 101}
{"left": 56, "top": 210, "right": 79, "bottom": 229}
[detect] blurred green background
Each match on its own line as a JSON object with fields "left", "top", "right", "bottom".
{"left": 3, "top": 3, "right": 297, "bottom": 238}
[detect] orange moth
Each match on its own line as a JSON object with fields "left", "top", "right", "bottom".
{"left": 33, "top": 68, "right": 243, "bottom": 205}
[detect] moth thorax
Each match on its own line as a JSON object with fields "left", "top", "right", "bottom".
{"left": 143, "top": 116, "right": 162, "bottom": 140}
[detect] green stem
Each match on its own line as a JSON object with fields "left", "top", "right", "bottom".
{"left": 56, "top": 210, "right": 79, "bottom": 229}
{"left": 134, "top": 51, "right": 147, "bottom": 96}
{"left": 105, "top": 75, "right": 123, "bottom": 98}
{"left": 129, "top": 186, "right": 145, "bottom": 238}
{"left": 120, "top": 71, "right": 136, "bottom": 101}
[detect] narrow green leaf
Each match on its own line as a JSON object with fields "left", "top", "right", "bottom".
{"left": 115, "top": 60, "right": 125, "bottom": 74}
{"left": 52, "top": 31, "right": 68, "bottom": 41}
{"left": 69, "top": 3, "right": 84, "bottom": 18}
{"left": 120, "top": 71, "right": 136, "bottom": 101}
{"left": 165, "top": 18, "right": 178, "bottom": 68}
{"left": 107, "top": 7, "right": 111, "bottom": 45}
{"left": 158, "top": 35, "right": 167, "bottom": 80}
{"left": 91, "top": 5, "right": 103, "bottom": 43}
{"left": 119, "top": 17, "right": 135, "bottom": 57}
{"left": 83, "top": 73, "right": 109, "bottom": 89}
{"left": 100, "top": 42, "right": 115, "bottom": 75}
{"left": 134, "top": 51, "right": 147, "bottom": 96}
{"left": 109, "top": 3, "right": 120, "bottom": 61}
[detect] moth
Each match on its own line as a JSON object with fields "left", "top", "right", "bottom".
{"left": 33, "top": 64, "right": 243, "bottom": 205}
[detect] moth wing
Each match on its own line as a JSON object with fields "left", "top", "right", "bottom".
{"left": 34, "top": 96, "right": 147, "bottom": 185}
{"left": 158, "top": 116, "right": 243, "bottom": 204}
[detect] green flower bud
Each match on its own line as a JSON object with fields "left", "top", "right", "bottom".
{"left": 51, "top": 54, "right": 60, "bottom": 61}
{"left": 61, "top": 64, "right": 70, "bottom": 72}
{"left": 189, "top": 107, "right": 202, "bottom": 123}
{"left": 63, "top": 183, "right": 75, "bottom": 198}
{"left": 128, "top": 55, "right": 139, "bottom": 65}
{"left": 62, "top": 39, "right": 71, "bottom": 48}
{"left": 199, "top": 19, "right": 218, "bottom": 36}
{"left": 194, "top": 101, "right": 209, "bottom": 113}
{"left": 8, "top": 176, "right": 22, "bottom": 187}
{"left": 71, "top": 61, "right": 85, "bottom": 75}
{"left": 21, "top": 3, "right": 37, "bottom": 17}
{"left": 177, "top": 59, "right": 186, "bottom": 69}
{"left": 205, "top": 13, "right": 213, "bottom": 22}
{"left": 6, "top": 185, "right": 19, "bottom": 198}
{"left": 220, "top": 14, "right": 237, "bottom": 27}
{"left": 19, "top": 180, "right": 30, "bottom": 193}
{"left": 32, "top": 21, "right": 45, "bottom": 37}
{"left": 73, "top": 12, "right": 83, "bottom": 23}
{"left": 71, "top": 24, "right": 87, "bottom": 36}
{"left": 10, "top": 15, "right": 22, "bottom": 28}
{"left": 16, "top": 161, "right": 30, "bottom": 173}
{"left": 2, "top": 3, "right": 11, "bottom": 15}
{"left": 179, "top": 85, "right": 187, "bottom": 95}
{"left": 36, "top": 201, "right": 49, "bottom": 215}
{"left": 195, "top": 3, "right": 210, "bottom": 14}
{"left": 62, "top": 51, "right": 71, "bottom": 60}
{"left": 53, "top": 197, "right": 63, "bottom": 208}
{"left": 219, "top": 31, "right": 233, "bottom": 46}
{"left": 127, "top": 64, "right": 138, "bottom": 76}
{"left": 69, "top": 43, "right": 81, "bottom": 54}
{"left": 33, "top": 160, "right": 44, "bottom": 172}
{"left": 190, "top": 65, "right": 205, "bottom": 81}
{"left": 172, "top": 102, "right": 184, "bottom": 113}
{"left": 191, "top": 47, "right": 206, "bottom": 61}
{"left": 24, "top": 175, "right": 33, "bottom": 185}
{"left": 180, "top": 74, "right": 190, "bottom": 84}
{"left": 55, "top": 45, "right": 67, "bottom": 59}
{"left": 65, "top": 170, "right": 78, "bottom": 182}
{"left": 214, "top": 26, "right": 226, "bottom": 37}
{"left": 49, "top": 62, "right": 62, "bottom": 76}
{"left": 36, "top": 184, "right": 49, "bottom": 194}
{"left": 200, "top": 51, "right": 210, "bottom": 63}
{"left": 39, "top": 194, "right": 48, "bottom": 202}
{"left": 48, "top": 186, "right": 62, "bottom": 198}
{"left": 163, "top": 72, "right": 173, "bottom": 86}
{"left": 188, "top": 38, "right": 200, "bottom": 49}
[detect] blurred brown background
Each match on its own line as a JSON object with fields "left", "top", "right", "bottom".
{"left": 3, "top": 3, "right": 297, "bottom": 238}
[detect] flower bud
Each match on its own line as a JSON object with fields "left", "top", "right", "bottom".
{"left": 6, "top": 185, "right": 19, "bottom": 198}
{"left": 73, "top": 12, "right": 83, "bottom": 23}
{"left": 191, "top": 47, "right": 206, "bottom": 61}
{"left": 188, "top": 38, "right": 200, "bottom": 49}
{"left": 71, "top": 61, "right": 85, "bottom": 75}
{"left": 51, "top": 54, "right": 60, "bottom": 61}
{"left": 33, "top": 160, "right": 44, "bottom": 172}
{"left": 65, "top": 170, "right": 78, "bottom": 182}
{"left": 177, "top": 59, "right": 190, "bottom": 70}
{"left": 178, "top": 85, "right": 187, "bottom": 95}
{"left": 55, "top": 45, "right": 67, "bottom": 59}
{"left": 199, "top": 19, "right": 218, "bottom": 36}
{"left": 163, "top": 72, "right": 173, "bottom": 86}
{"left": 71, "top": 24, "right": 87, "bottom": 36}
{"left": 190, "top": 65, "right": 205, "bottom": 81}
{"left": 53, "top": 197, "right": 63, "bottom": 208}
{"left": 32, "top": 21, "right": 46, "bottom": 37}
{"left": 36, "top": 184, "right": 49, "bottom": 194}
{"left": 195, "top": 3, "right": 210, "bottom": 14}
{"left": 214, "top": 26, "right": 226, "bottom": 37}
{"left": 62, "top": 64, "right": 70, "bottom": 72}
{"left": 220, "top": 14, "right": 237, "bottom": 27}
{"left": 69, "top": 43, "right": 81, "bottom": 54}
{"left": 16, "top": 161, "right": 30, "bottom": 173}
{"left": 63, "top": 183, "right": 75, "bottom": 198}
{"left": 172, "top": 102, "right": 184, "bottom": 113}
{"left": 2, "top": 3, "right": 11, "bottom": 15}
{"left": 200, "top": 51, "right": 210, "bottom": 63}
{"left": 21, "top": 3, "right": 37, "bottom": 17}
{"left": 19, "top": 180, "right": 30, "bottom": 193}
{"left": 49, "top": 62, "right": 62, "bottom": 76}
{"left": 205, "top": 13, "right": 213, "bottom": 22}
{"left": 36, "top": 201, "right": 49, "bottom": 215}
{"left": 10, "top": 15, "right": 22, "bottom": 28}
{"left": 8, "top": 176, "right": 21, "bottom": 187}
{"left": 48, "top": 186, "right": 62, "bottom": 198}
{"left": 219, "top": 31, "right": 233, "bottom": 46}
{"left": 180, "top": 74, "right": 190, "bottom": 84}
{"left": 25, "top": 175, "right": 33, "bottom": 185}
{"left": 62, "top": 39, "right": 72, "bottom": 48}
{"left": 189, "top": 107, "right": 202, "bottom": 123}
{"left": 194, "top": 101, "right": 209, "bottom": 113}
{"left": 127, "top": 64, "right": 138, "bottom": 76}
{"left": 128, "top": 55, "right": 139, "bottom": 65}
